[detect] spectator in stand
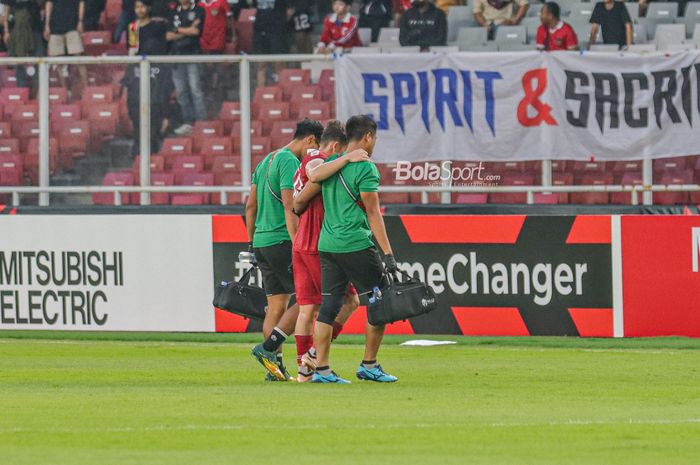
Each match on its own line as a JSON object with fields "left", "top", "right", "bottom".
{"left": 392, "top": 0, "right": 412, "bottom": 26}
{"left": 252, "top": 0, "right": 292, "bottom": 85}
{"left": 114, "top": 0, "right": 136, "bottom": 42}
{"left": 0, "top": 4, "right": 6, "bottom": 52}
{"left": 473, "top": 0, "right": 529, "bottom": 40}
{"left": 290, "top": 0, "right": 313, "bottom": 53}
{"left": 435, "top": 0, "right": 463, "bottom": 15}
{"left": 2, "top": 0, "right": 45, "bottom": 88}
{"left": 123, "top": 0, "right": 172, "bottom": 154}
{"left": 358, "top": 0, "right": 392, "bottom": 43}
{"left": 316, "top": 0, "right": 362, "bottom": 53}
{"left": 83, "top": 0, "right": 105, "bottom": 30}
{"left": 167, "top": 0, "right": 207, "bottom": 135}
{"left": 536, "top": 2, "right": 578, "bottom": 51}
{"left": 198, "top": 0, "right": 231, "bottom": 107}
{"left": 589, "top": 0, "right": 632, "bottom": 50}
{"left": 151, "top": 0, "right": 176, "bottom": 18}
{"left": 45, "top": 0, "right": 88, "bottom": 91}
{"left": 399, "top": 0, "right": 446, "bottom": 50}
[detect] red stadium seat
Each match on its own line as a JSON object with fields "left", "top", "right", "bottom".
{"left": 219, "top": 101, "right": 241, "bottom": 133}
{"left": 253, "top": 86, "right": 284, "bottom": 104}
{"left": 570, "top": 173, "right": 613, "bottom": 204}
{"left": 50, "top": 104, "right": 81, "bottom": 123}
{"left": 131, "top": 155, "right": 166, "bottom": 179}
{"left": 654, "top": 169, "right": 693, "bottom": 205}
{"left": 82, "top": 31, "right": 112, "bottom": 55}
{"left": 288, "top": 86, "right": 322, "bottom": 104}
{"left": 200, "top": 137, "right": 234, "bottom": 169}
{"left": 551, "top": 172, "right": 574, "bottom": 204}
{"left": 0, "top": 138, "right": 20, "bottom": 155}
{"left": 231, "top": 120, "right": 263, "bottom": 138}
{"left": 236, "top": 9, "right": 256, "bottom": 53}
{"left": 0, "top": 154, "right": 23, "bottom": 186}
{"left": 533, "top": 193, "right": 559, "bottom": 204}
{"left": 93, "top": 172, "right": 134, "bottom": 205}
{"left": 173, "top": 172, "right": 214, "bottom": 205}
{"left": 10, "top": 104, "right": 38, "bottom": 136}
{"left": 86, "top": 103, "right": 119, "bottom": 143}
{"left": 55, "top": 120, "right": 90, "bottom": 160}
{"left": 0, "top": 122, "right": 11, "bottom": 139}
{"left": 256, "top": 102, "right": 290, "bottom": 134}
{"left": 251, "top": 137, "right": 271, "bottom": 160}
{"left": 131, "top": 172, "right": 175, "bottom": 205}
{"left": 295, "top": 101, "right": 330, "bottom": 120}
{"left": 159, "top": 137, "right": 193, "bottom": 168}
{"left": 489, "top": 173, "right": 535, "bottom": 204}
{"left": 279, "top": 69, "right": 311, "bottom": 89}
{"left": 269, "top": 120, "right": 297, "bottom": 148}
{"left": 318, "top": 69, "right": 335, "bottom": 101}
{"left": 654, "top": 156, "right": 689, "bottom": 173}
{"left": 610, "top": 172, "right": 643, "bottom": 205}
{"left": 212, "top": 160, "right": 243, "bottom": 204}
{"left": 488, "top": 161, "right": 526, "bottom": 174}
{"left": 49, "top": 87, "right": 68, "bottom": 104}
{"left": 193, "top": 120, "right": 224, "bottom": 138}
{"left": 573, "top": 161, "right": 606, "bottom": 175}
{"left": 82, "top": 86, "right": 114, "bottom": 104}
{"left": 0, "top": 87, "right": 29, "bottom": 105}
{"left": 172, "top": 155, "right": 204, "bottom": 183}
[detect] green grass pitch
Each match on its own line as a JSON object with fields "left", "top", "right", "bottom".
{"left": 1, "top": 331, "right": 700, "bottom": 465}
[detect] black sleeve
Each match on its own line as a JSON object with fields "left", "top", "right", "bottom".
{"left": 589, "top": 3, "right": 601, "bottom": 24}
{"left": 398, "top": 11, "right": 409, "bottom": 46}
{"left": 433, "top": 10, "right": 447, "bottom": 46}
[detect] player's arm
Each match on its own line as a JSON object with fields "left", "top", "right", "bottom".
{"left": 282, "top": 189, "right": 298, "bottom": 242}
{"left": 245, "top": 184, "right": 258, "bottom": 243}
{"left": 307, "top": 149, "right": 369, "bottom": 183}
{"left": 361, "top": 191, "right": 392, "bottom": 256}
{"left": 293, "top": 182, "right": 321, "bottom": 215}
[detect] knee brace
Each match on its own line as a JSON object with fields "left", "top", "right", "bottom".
{"left": 317, "top": 293, "right": 344, "bottom": 325}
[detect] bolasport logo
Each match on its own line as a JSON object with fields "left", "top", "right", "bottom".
{"left": 391, "top": 161, "right": 501, "bottom": 186}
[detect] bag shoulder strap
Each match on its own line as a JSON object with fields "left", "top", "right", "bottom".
{"left": 265, "top": 150, "right": 283, "bottom": 204}
{"left": 337, "top": 169, "right": 367, "bottom": 212}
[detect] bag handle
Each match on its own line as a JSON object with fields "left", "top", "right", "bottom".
{"left": 238, "top": 264, "right": 258, "bottom": 285}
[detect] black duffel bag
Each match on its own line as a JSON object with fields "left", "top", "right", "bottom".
{"left": 367, "top": 270, "right": 438, "bottom": 326}
{"left": 213, "top": 265, "right": 267, "bottom": 321}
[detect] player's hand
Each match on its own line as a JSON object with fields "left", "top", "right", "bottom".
{"left": 346, "top": 149, "right": 369, "bottom": 163}
{"left": 247, "top": 242, "right": 258, "bottom": 265}
{"left": 383, "top": 253, "right": 397, "bottom": 274}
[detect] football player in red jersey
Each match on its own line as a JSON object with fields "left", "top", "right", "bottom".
{"left": 291, "top": 121, "right": 369, "bottom": 382}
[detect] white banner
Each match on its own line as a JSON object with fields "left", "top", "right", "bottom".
{"left": 0, "top": 216, "right": 215, "bottom": 331}
{"left": 335, "top": 51, "right": 700, "bottom": 162}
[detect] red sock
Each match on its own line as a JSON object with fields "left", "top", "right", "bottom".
{"left": 331, "top": 321, "right": 344, "bottom": 341}
{"left": 295, "top": 335, "right": 313, "bottom": 366}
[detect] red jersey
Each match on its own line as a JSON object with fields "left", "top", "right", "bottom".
{"left": 536, "top": 21, "right": 578, "bottom": 51}
{"left": 293, "top": 151, "right": 328, "bottom": 254}
{"left": 318, "top": 13, "right": 362, "bottom": 49}
{"left": 199, "top": 0, "right": 230, "bottom": 52}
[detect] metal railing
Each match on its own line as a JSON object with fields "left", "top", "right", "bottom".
{"left": 2, "top": 183, "right": 698, "bottom": 207}
{"left": 0, "top": 53, "right": 686, "bottom": 207}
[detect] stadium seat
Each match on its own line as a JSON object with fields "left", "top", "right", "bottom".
{"left": 236, "top": 8, "right": 256, "bottom": 53}
{"left": 231, "top": 120, "right": 264, "bottom": 139}
{"left": 131, "top": 155, "right": 165, "bottom": 180}
{"left": 447, "top": 6, "right": 477, "bottom": 42}
{"left": 82, "top": 31, "right": 112, "bottom": 55}
{"left": 0, "top": 138, "right": 20, "bottom": 155}
{"left": 610, "top": 172, "right": 643, "bottom": 204}
{"left": 288, "top": 86, "right": 322, "bottom": 104}
{"left": 626, "top": 43, "right": 656, "bottom": 53}
{"left": 681, "top": 2, "right": 700, "bottom": 37}
{"left": 357, "top": 27, "right": 372, "bottom": 46}
{"left": 50, "top": 103, "right": 81, "bottom": 123}
{"left": 429, "top": 46, "right": 460, "bottom": 53}
{"left": 251, "top": 136, "right": 271, "bottom": 160}
{"left": 318, "top": 69, "right": 335, "bottom": 101}
{"left": 589, "top": 44, "right": 621, "bottom": 52}
{"left": 632, "top": 24, "right": 648, "bottom": 45}
{"left": 654, "top": 156, "right": 689, "bottom": 173}
{"left": 570, "top": 172, "right": 613, "bottom": 204}
{"left": 49, "top": 87, "right": 68, "bottom": 104}
{"left": 0, "top": 122, "right": 10, "bottom": 139}
{"left": 55, "top": 120, "right": 90, "bottom": 157}
{"left": 269, "top": 120, "right": 297, "bottom": 149}
{"left": 654, "top": 24, "right": 686, "bottom": 49}
{"left": 159, "top": 137, "right": 193, "bottom": 169}
{"left": 489, "top": 173, "right": 535, "bottom": 204}
{"left": 0, "top": 154, "right": 23, "bottom": 186}
{"left": 568, "top": 3, "right": 595, "bottom": 22}
{"left": 295, "top": 101, "right": 331, "bottom": 120}
{"left": 495, "top": 26, "right": 527, "bottom": 45}
{"left": 219, "top": 101, "right": 241, "bottom": 133}
{"left": 93, "top": 172, "right": 134, "bottom": 205}
{"left": 82, "top": 85, "right": 114, "bottom": 105}
{"left": 256, "top": 102, "right": 290, "bottom": 134}
{"left": 86, "top": 103, "right": 119, "bottom": 143}
{"left": 200, "top": 137, "right": 234, "bottom": 169}
{"left": 172, "top": 155, "right": 204, "bottom": 183}
{"left": 654, "top": 169, "right": 693, "bottom": 205}
{"left": 454, "top": 27, "right": 488, "bottom": 48}
{"left": 10, "top": 104, "right": 38, "bottom": 136}
{"left": 377, "top": 28, "right": 400, "bottom": 47}
{"left": 612, "top": 160, "right": 642, "bottom": 179}
{"left": 192, "top": 121, "right": 224, "bottom": 153}
{"left": 173, "top": 172, "right": 214, "bottom": 205}
{"left": 461, "top": 42, "right": 499, "bottom": 52}
{"left": 350, "top": 46, "right": 381, "bottom": 54}
{"left": 136, "top": 172, "right": 175, "bottom": 205}
{"left": 212, "top": 159, "right": 243, "bottom": 204}
{"left": 644, "top": 2, "right": 679, "bottom": 39}
{"left": 279, "top": 69, "right": 311, "bottom": 88}
{"left": 499, "top": 43, "right": 535, "bottom": 51}
{"left": 0, "top": 87, "right": 29, "bottom": 105}
{"left": 552, "top": 172, "right": 574, "bottom": 204}
{"left": 383, "top": 46, "right": 421, "bottom": 53}
{"left": 522, "top": 17, "right": 541, "bottom": 43}
{"left": 253, "top": 86, "right": 284, "bottom": 104}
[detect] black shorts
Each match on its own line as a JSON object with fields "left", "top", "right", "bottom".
{"left": 255, "top": 241, "right": 295, "bottom": 296}
{"left": 320, "top": 247, "right": 388, "bottom": 298}
{"left": 252, "top": 28, "right": 289, "bottom": 55}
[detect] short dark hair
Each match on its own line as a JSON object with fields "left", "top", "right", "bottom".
{"left": 544, "top": 1, "right": 560, "bottom": 19}
{"left": 320, "top": 120, "right": 348, "bottom": 146}
{"left": 345, "top": 115, "right": 377, "bottom": 142}
{"left": 293, "top": 118, "right": 324, "bottom": 142}
{"left": 135, "top": 0, "right": 152, "bottom": 6}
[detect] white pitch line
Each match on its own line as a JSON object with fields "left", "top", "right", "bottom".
{"left": 1, "top": 419, "right": 700, "bottom": 434}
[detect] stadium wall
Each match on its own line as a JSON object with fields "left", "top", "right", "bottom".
{"left": 1, "top": 213, "right": 699, "bottom": 338}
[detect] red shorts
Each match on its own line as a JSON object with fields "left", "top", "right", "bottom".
{"left": 293, "top": 251, "right": 356, "bottom": 305}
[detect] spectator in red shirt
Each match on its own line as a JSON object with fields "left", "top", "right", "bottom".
{"left": 536, "top": 2, "right": 578, "bottom": 51}
{"left": 316, "top": 0, "right": 362, "bottom": 53}
{"left": 199, "top": 0, "right": 230, "bottom": 53}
